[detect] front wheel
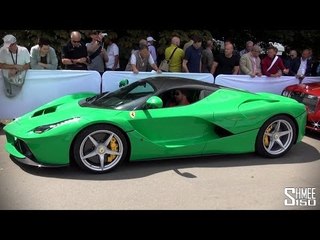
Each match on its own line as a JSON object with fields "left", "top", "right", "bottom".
{"left": 73, "top": 124, "right": 128, "bottom": 173}
{"left": 255, "top": 115, "right": 296, "bottom": 158}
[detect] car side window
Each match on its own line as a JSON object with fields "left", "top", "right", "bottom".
{"left": 159, "top": 88, "right": 203, "bottom": 108}
{"left": 199, "top": 90, "right": 212, "bottom": 100}
{"left": 129, "top": 83, "right": 154, "bottom": 94}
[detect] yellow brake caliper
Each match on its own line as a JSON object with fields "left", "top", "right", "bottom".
{"left": 107, "top": 137, "right": 118, "bottom": 162}
{"left": 264, "top": 125, "right": 273, "bottom": 147}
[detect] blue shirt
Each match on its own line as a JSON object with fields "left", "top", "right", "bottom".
{"left": 184, "top": 45, "right": 202, "bottom": 73}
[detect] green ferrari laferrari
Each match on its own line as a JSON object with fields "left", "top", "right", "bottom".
{"left": 4, "top": 76, "right": 307, "bottom": 173}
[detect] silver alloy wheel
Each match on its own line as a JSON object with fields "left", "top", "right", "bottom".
{"left": 79, "top": 129, "right": 123, "bottom": 172}
{"left": 263, "top": 119, "right": 293, "bottom": 155}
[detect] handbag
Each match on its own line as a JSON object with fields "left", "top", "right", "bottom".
{"left": 8, "top": 72, "right": 26, "bottom": 86}
{"left": 159, "top": 60, "right": 169, "bottom": 72}
{"left": 5, "top": 69, "right": 26, "bottom": 86}
{"left": 159, "top": 47, "right": 178, "bottom": 72}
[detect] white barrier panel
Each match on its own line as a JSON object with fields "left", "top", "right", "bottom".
{"left": 0, "top": 70, "right": 101, "bottom": 119}
{"left": 101, "top": 71, "right": 214, "bottom": 92}
{"left": 215, "top": 74, "right": 320, "bottom": 95}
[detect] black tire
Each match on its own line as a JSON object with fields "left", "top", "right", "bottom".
{"left": 73, "top": 124, "right": 128, "bottom": 173}
{"left": 255, "top": 115, "right": 296, "bottom": 158}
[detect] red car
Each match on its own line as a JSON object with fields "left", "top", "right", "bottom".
{"left": 282, "top": 82, "right": 320, "bottom": 133}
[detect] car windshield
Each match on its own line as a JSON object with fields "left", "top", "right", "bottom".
{"left": 89, "top": 81, "right": 156, "bottom": 110}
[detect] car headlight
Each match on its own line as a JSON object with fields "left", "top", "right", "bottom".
{"left": 33, "top": 117, "right": 80, "bottom": 134}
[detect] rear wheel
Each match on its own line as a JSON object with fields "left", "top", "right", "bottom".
{"left": 73, "top": 124, "right": 128, "bottom": 173}
{"left": 255, "top": 115, "right": 296, "bottom": 158}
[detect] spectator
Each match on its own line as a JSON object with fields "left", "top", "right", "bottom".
{"left": 125, "top": 42, "right": 161, "bottom": 74}
{"left": 239, "top": 45, "right": 262, "bottom": 77}
{"left": 164, "top": 36, "right": 184, "bottom": 72}
{"left": 182, "top": 35, "right": 202, "bottom": 73}
{"left": 261, "top": 46, "right": 289, "bottom": 77}
{"left": 289, "top": 49, "right": 298, "bottom": 59}
{"left": 147, "top": 36, "right": 157, "bottom": 64}
{"left": 309, "top": 48, "right": 319, "bottom": 76}
{"left": 139, "top": 39, "right": 148, "bottom": 47}
{"left": 61, "top": 31, "right": 89, "bottom": 70}
{"left": 30, "top": 37, "right": 58, "bottom": 69}
{"left": 211, "top": 42, "right": 240, "bottom": 77}
{"left": 225, "top": 39, "right": 240, "bottom": 56}
{"left": 284, "top": 49, "right": 298, "bottom": 69}
{"left": 131, "top": 39, "right": 148, "bottom": 53}
{"left": 288, "top": 48, "right": 312, "bottom": 77}
{"left": 183, "top": 34, "right": 194, "bottom": 52}
{"left": 86, "top": 30, "right": 108, "bottom": 75}
{"left": 0, "top": 34, "right": 30, "bottom": 97}
{"left": 313, "top": 54, "right": 320, "bottom": 76}
{"left": 239, "top": 41, "right": 254, "bottom": 56}
{"left": 316, "top": 60, "right": 320, "bottom": 76}
{"left": 308, "top": 48, "right": 313, "bottom": 61}
{"left": 201, "top": 39, "right": 214, "bottom": 73}
{"left": 105, "top": 35, "right": 120, "bottom": 71}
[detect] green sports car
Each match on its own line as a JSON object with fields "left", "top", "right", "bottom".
{"left": 4, "top": 76, "right": 307, "bottom": 173}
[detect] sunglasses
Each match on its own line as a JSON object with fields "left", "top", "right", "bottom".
{"left": 72, "top": 40, "right": 81, "bottom": 43}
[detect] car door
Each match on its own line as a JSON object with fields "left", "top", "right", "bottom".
{"left": 128, "top": 91, "right": 211, "bottom": 157}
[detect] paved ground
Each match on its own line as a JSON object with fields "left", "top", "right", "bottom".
{"left": 0, "top": 126, "right": 319, "bottom": 210}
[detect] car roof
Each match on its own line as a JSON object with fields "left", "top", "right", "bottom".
{"left": 139, "top": 76, "right": 219, "bottom": 91}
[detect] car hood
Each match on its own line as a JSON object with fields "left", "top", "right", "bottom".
{"left": 4, "top": 92, "right": 124, "bottom": 133}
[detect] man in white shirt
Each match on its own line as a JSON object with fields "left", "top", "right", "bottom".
{"left": 288, "top": 48, "right": 312, "bottom": 78}
{"left": 105, "top": 36, "right": 120, "bottom": 71}
{"left": 125, "top": 43, "right": 160, "bottom": 74}
{"left": 0, "top": 34, "right": 30, "bottom": 97}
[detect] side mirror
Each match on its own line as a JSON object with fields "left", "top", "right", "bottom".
{"left": 119, "top": 79, "right": 129, "bottom": 88}
{"left": 146, "top": 96, "right": 163, "bottom": 109}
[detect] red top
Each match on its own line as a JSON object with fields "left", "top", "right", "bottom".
{"left": 261, "top": 56, "right": 286, "bottom": 76}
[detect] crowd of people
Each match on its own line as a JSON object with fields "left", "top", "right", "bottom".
{"left": 1, "top": 31, "right": 320, "bottom": 126}
{"left": 1, "top": 31, "right": 320, "bottom": 97}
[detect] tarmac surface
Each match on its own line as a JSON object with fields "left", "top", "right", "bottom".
{"left": 0, "top": 125, "right": 319, "bottom": 210}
